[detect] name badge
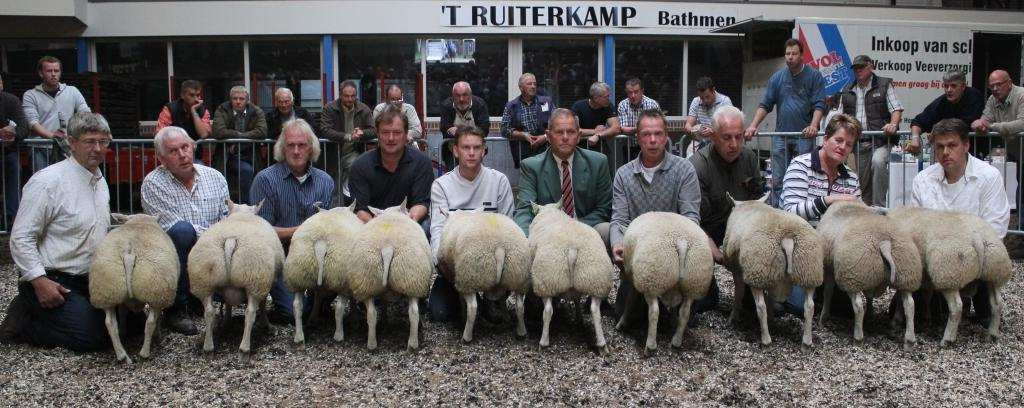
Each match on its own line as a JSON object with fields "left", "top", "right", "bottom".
{"left": 541, "top": 103, "right": 550, "bottom": 112}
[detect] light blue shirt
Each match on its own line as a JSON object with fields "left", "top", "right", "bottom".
{"left": 759, "top": 65, "right": 827, "bottom": 132}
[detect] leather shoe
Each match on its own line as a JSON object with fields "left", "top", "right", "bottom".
{"left": 166, "top": 309, "right": 199, "bottom": 335}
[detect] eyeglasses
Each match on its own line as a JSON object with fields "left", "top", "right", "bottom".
{"left": 79, "top": 138, "right": 112, "bottom": 148}
{"left": 988, "top": 79, "right": 1009, "bottom": 90}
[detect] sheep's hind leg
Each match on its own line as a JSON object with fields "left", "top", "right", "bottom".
{"left": 366, "top": 299, "right": 378, "bottom": 350}
{"left": 462, "top": 293, "right": 477, "bottom": 343}
{"left": 752, "top": 288, "right": 772, "bottom": 345}
{"left": 540, "top": 297, "right": 553, "bottom": 348}
{"left": 407, "top": 296, "right": 420, "bottom": 350}
{"left": 591, "top": 296, "right": 609, "bottom": 355}
{"left": 940, "top": 289, "right": 962, "bottom": 347}
{"left": 802, "top": 286, "right": 815, "bottom": 347}
{"left": 140, "top": 307, "right": 161, "bottom": 359}
{"left": 643, "top": 294, "right": 659, "bottom": 356}
{"left": 202, "top": 296, "right": 216, "bottom": 352}
{"left": 239, "top": 293, "right": 259, "bottom": 354}
{"left": 333, "top": 296, "right": 348, "bottom": 342}
{"left": 514, "top": 293, "right": 527, "bottom": 338}
{"left": 671, "top": 298, "right": 694, "bottom": 348}
{"left": 292, "top": 292, "right": 305, "bottom": 345}
{"left": 900, "top": 291, "right": 916, "bottom": 350}
{"left": 851, "top": 291, "right": 866, "bottom": 342}
{"left": 987, "top": 284, "right": 1003, "bottom": 341}
{"left": 104, "top": 307, "right": 131, "bottom": 364}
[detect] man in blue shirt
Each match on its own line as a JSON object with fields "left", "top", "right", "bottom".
{"left": 745, "top": 38, "right": 827, "bottom": 206}
{"left": 250, "top": 118, "right": 334, "bottom": 323}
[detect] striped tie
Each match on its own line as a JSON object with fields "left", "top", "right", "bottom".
{"left": 560, "top": 159, "right": 575, "bottom": 218}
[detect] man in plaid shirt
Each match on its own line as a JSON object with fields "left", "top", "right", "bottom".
{"left": 142, "top": 126, "right": 230, "bottom": 336}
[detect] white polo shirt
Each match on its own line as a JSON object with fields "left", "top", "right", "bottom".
{"left": 910, "top": 154, "right": 1010, "bottom": 238}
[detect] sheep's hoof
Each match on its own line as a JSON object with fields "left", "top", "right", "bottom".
{"left": 940, "top": 339, "right": 954, "bottom": 348}
{"left": 597, "top": 344, "right": 610, "bottom": 356}
{"left": 801, "top": 339, "right": 813, "bottom": 350}
{"left": 138, "top": 350, "right": 151, "bottom": 360}
{"left": 117, "top": 355, "right": 133, "bottom": 365}
{"left": 985, "top": 332, "right": 1001, "bottom": 343}
{"left": 367, "top": 342, "right": 377, "bottom": 351}
{"left": 201, "top": 342, "right": 214, "bottom": 353}
{"left": 902, "top": 340, "right": 915, "bottom": 351}
{"left": 670, "top": 338, "right": 683, "bottom": 349}
{"left": 333, "top": 333, "right": 344, "bottom": 342}
{"left": 514, "top": 331, "right": 527, "bottom": 340}
{"left": 641, "top": 346, "right": 656, "bottom": 358}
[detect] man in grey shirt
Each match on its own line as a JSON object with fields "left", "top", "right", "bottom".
{"left": 609, "top": 109, "right": 705, "bottom": 323}
{"left": 428, "top": 125, "right": 514, "bottom": 322}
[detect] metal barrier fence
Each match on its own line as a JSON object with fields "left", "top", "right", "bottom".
{"left": 1, "top": 130, "right": 1021, "bottom": 235}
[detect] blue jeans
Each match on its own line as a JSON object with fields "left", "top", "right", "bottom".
{"left": 19, "top": 273, "right": 108, "bottom": 352}
{"left": 771, "top": 135, "right": 815, "bottom": 207}
{"left": 226, "top": 154, "right": 254, "bottom": 204}
{"left": 166, "top": 221, "right": 198, "bottom": 310}
{"left": 2, "top": 148, "right": 20, "bottom": 228}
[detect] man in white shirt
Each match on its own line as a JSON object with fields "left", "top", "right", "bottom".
{"left": 908, "top": 117, "right": 1009, "bottom": 323}
{"left": 142, "top": 126, "right": 230, "bottom": 335}
{"left": 0, "top": 112, "right": 111, "bottom": 351}
{"left": 427, "top": 125, "right": 514, "bottom": 322}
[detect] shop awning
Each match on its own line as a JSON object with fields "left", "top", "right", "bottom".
{"left": 711, "top": 17, "right": 793, "bottom": 35}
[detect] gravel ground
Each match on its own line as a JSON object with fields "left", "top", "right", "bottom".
{"left": 0, "top": 259, "right": 1021, "bottom": 407}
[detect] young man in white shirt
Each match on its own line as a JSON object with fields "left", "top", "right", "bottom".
{"left": 427, "top": 125, "right": 514, "bottom": 322}
{"left": 908, "top": 117, "right": 1009, "bottom": 324}
{"left": 0, "top": 112, "right": 111, "bottom": 351}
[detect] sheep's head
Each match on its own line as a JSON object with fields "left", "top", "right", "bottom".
{"left": 227, "top": 199, "right": 263, "bottom": 215}
{"left": 111, "top": 213, "right": 159, "bottom": 226}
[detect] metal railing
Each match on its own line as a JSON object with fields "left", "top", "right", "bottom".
{"left": 1, "top": 130, "right": 1021, "bottom": 236}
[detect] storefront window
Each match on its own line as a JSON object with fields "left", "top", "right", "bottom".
{"left": 338, "top": 38, "right": 419, "bottom": 110}
{"left": 523, "top": 39, "right": 598, "bottom": 108}
{"left": 249, "top": 39, "right": 322, "bottom": 112}
{"left": 687, "top": 40, "right": 743, "bottom": 110}
{"left": 1, "top": 40, "right": 78, "bottom": 74}
{"left": 615, "top": 40, "right": 685, "bottom": 116}
{"left": 95, "top": 41, "right": 169, "bottom": 130}
{"left": 425, "top": 38, "right": 507, "bottom": 117}
{"left": 172, "top": 41, "right": 243, "bottom": 113}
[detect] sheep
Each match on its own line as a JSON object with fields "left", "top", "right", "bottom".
{"left": 282, "top": 202, "right": 363, "bottom": 345}
{"left": 348, "top": 201, "right": 433, "bottom": 350}
{"left": 722, "top": 198, "right": 823, "bottom": 346}
{"left": 817, "top": 201, "right": 922, "bottom": 349}
{"left": 618, "top": 212, "right": 714, "bottom": 354}
{"left": 436, "top": 209, "right": 531, "bottom": 343}
{"left": 888, "top": 207, "right": 1013, "bottom": 345}
{"left": 528, "top": 202, "right": 615, "bottom": 354}
{"left": 187, "top": 200, "right": 284, "bottom": 354}
{"left": 89, "top": 214, "right": 179, "bottom": 364}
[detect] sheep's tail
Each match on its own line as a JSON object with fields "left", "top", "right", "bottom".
{"left": 878, "top": 240, "right": 896, "bottom": 284}
{"left": 971, "top": 232, "right": 987, "bottom": 275}
{"left": 122, "top": 248, "right": 137, "bottom": 300}
{"left": 314, "top": 240, "right": 328, "bottom": 287}
{"left": 223, "top": 237, "right": 238, "bottom": 282}
{"left": 566, "top": 248, "right": 578, "bottom": 289}
{"left": 494, "top": 247, "right": 506, "bottom": 285}
{"left": 380, "top": 246, "right": 395, "bottom": 287}
{"left": 676, "top": 239, "right": 690, "bottom": 281}
{"left": 780, "top": 237, "right": 795, "bottom": 277}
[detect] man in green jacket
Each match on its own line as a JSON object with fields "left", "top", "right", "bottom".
{"left": 513, "top": 108, "right": 612, "bottom": 245}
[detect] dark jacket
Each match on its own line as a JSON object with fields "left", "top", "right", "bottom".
{"left": 164, "top": 99, "right": 210, "bottom": 141}
{"left": 211, "top": 101, "right": 268, "bottom": 169}
{"left": 688, "top": 144, "right": 765, "bottom": 244}
{"left": 267, "top": 106, "right": 315, "bottom": 139}
{"left": 0, "top": 91, "right": 27, "bottom": 144}
{"left": 319, "top": 99, "right": 375, "bottom": 157}
{"left": 439, "top": 95, "right": 490, "bottom": 137}
{"left": 910, "top": 87, "right": 985, "bottom": 134}
{"left": 839, "top": 74, "right": 896, "bottom": 145}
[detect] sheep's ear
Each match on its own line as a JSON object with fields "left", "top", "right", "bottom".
{"left": 472, "top": 206, "right": 485, "bottom": 213}
{"left": 725, "top": 192, "right": 736, "bottom": 206}
{"left": 111, "top": 213, "right": 130, "bottom": 224}
{"left": 347, "top": 199, "right": 357, "bottom": 212}
{"left": 439, "top": 207, "right": 449, "bottom": 217}
{"left": 396, "top": 204, "right": 410, "bottom": 215}
{"left": 312, "top": 201, "right": 323, "bottom": 212}
{"left": 757, "top": 194, "right": 770, "bottom": 205}
{"left": 226, "top": 199, "right": 236, "bottom": 214}
{"left": 554, "top": 197, "right": 564, "bottom": 212}
{"left": 369, "top": 206, "right": 384, "bottom": 217}
{"left": 253, "top": 199, "right": 265, "bottom": 214}
{"left": 530, "top": 201, "right": 542, "bottom": 215}
{"left": 400, "top": 197, "right": 409, "bottom": 210}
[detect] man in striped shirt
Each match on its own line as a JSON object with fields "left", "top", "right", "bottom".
{"left": 250, "top": 119, "right": 335, "bottom": 324}
{"left": 142, "top": 126, "right": 230, "bottom": 335}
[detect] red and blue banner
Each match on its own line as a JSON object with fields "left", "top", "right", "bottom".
{"left": 797, "top": 23, "right": 854, "bottom": 95}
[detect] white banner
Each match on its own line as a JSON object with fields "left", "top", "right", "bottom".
{"left": 439, "top": 2, "right": 737, "bottom": 32}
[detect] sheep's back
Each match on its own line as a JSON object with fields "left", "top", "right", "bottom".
{"left": 90, "top": 223, "right": 179, "bottom": 309}
{"left": 284, "top": 211, "right": 362, "bottom": 293}
{"left": 451, "top": 213, "right": 531, "bottom": 294}
{"left": 625, "top": 212, "right": 712, "bottom": 300}
{"left": 350, "top": 214, "right": 432, "bottom": 300}
{"left": 530, "top": 218, "right": 613, "bottom": 298}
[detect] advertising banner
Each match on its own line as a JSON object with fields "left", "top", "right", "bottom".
{"left": 796, "top": 20, "right": 974, "bottom": 124}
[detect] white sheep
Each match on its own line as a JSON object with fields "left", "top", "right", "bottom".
{"left": 528, "top": 202, "right": 615, "bottom": 354}
{"left": 722, "top": 199, "right": 823, "bottom": 346}
{"left": 889, "top": 207, "right": 1013, "bottom": 345}
{"left": 437, "top": 209, "right": 531, "bottom": 342}
{"left": 282, "top": 202, "right": 363, "bottom": 345}
{"left": 348, "top": 202, "right": 433, "bottom": 350}
{"left": 187, "top": 200, "right": 284, "bottom": 354}
{"left": 817, "top": 201, "right": 922, "bottom": 349}
{"left": 618, "top": 212, "right": 714, "bottom": 354}
{"left": 89, "top": 214, "right": 179, "bottom": 364}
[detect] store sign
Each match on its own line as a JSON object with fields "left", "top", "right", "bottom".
{"left": 439, "top": 2, "right": 737, "bottom": 31}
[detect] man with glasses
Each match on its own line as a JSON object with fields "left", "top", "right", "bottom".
{"left": 0, "top": 112, "right": 112, "bottom": 351}
{"left": 908, "top": 70, "right": 984, "bottom": 154}
{"left": 501, "top": 73, "right": 553, "bottom": 168}
{"left": 372, "top": 84, "right": 423, "bottom": 147}
{"left": 973, "top": 70, "right": 1024, "bottom": 159}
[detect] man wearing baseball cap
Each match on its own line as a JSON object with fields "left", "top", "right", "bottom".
{"left": 836, "top": 54, "right": 904, "bottom": 207}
